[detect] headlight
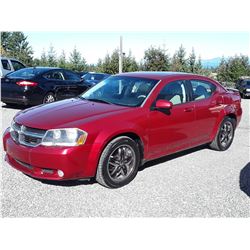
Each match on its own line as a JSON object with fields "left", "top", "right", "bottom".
{"left": 41, "top": 128, "right": 87, "bottom": 146}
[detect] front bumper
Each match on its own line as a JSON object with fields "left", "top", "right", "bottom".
{"left": 3, "top": 130, "right": 94, "bottom": 180}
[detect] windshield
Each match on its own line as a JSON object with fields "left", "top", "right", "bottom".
{"left": 80, "top": 76, "right": 158, "bottom": 107}
{"left": 6, "top": 68, "right": 45, "bottom": 79}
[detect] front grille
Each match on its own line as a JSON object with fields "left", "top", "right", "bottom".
{"left": 10, "top": 122, "right": 46, "bottom": 147}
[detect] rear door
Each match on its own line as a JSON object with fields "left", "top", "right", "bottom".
{"left": 43, "top": 70, "right": 70, "bottom": 100}
{"left": 63, "top": 70, "right": 88, "bottom": 96}
{"left": 187, "top": 79, "right": 221, "bottom": 144}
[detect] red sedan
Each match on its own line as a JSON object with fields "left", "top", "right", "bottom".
{"left": 3, "top": 72, "right": 242, "bottom": 188}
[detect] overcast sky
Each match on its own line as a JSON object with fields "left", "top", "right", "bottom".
{"left": 24, "top": 32, "right": 250, "bottom": 64}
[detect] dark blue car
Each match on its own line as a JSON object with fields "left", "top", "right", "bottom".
{"left": 82, "top": 72, "right": 111, "bottom": 87}
{"left": 1, "top": 67, "right": 89, "bottom": 106}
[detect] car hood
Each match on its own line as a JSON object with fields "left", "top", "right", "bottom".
{"left": 14, "top": 98, "right": 130, "bottom": 130}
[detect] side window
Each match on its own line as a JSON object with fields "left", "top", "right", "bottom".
{"left": 1, "top": 59, "right": 11, "bottom": 70}
{"left": 63, "top": 70, "right": 81, "bottom": 81}
{"left": 190, "top": 80, "right": 216, "bottom": 101}
{"left": 156, "top": 80, "right": 187, "bottom": 105}
{"left": 11, "top": 60, "right": 25, "bottom": 71}
{"left": 43, "top": 71, "right": 65, "bottom": 81}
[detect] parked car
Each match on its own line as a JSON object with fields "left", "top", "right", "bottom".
{"left": 235, "top": 77, "right": 250, "bottom": 98}
{"left": 0, "top": 56, "right": 26, "bottom": 78}
{"left": 1, "top": 67, "right": 89, "bottom": 106}
{"left": 82, "top": 72, "right": 111, "bottom": 87}
{"left": 3, "top": 72, "right": 242, "bottom": 188}
{"left": 78, "top": 71, "right": 88, "bottom": 78}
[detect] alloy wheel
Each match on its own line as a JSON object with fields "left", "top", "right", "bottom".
{"left": 219, "top": 121, "right": 233, "bottom": 148}
{"left": 107, "top": 145, "right": 136, "bottom": 182}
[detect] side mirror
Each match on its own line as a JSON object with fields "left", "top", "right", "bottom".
{"left": 155, "top": 99, "right": 173, "bottom": 110}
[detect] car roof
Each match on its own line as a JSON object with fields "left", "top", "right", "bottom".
{"left": 26, "top": 67, "right": 61, "bottom": 70}
{"left": 118, "top": 71, "right": 197, "bottom": 80}
{"left": 0, "top": 56, "right": 24, "bottom": 61}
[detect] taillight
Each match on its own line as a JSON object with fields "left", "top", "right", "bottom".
{"left": 16, "top": 81, "right": 38, "bottom": 87}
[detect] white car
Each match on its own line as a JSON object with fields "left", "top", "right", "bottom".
{"left": 0, "top": 56, "right": 26, "bottom": 78}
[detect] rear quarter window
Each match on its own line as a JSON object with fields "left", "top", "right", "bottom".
{"left": 1, "top": 59, "right": 11, "bottom": 70}
{"left": 11, "top": 60, "right": 25, "bottom": 71}
{"left": 190, "top": 80, "right": 216, "bottom": 101}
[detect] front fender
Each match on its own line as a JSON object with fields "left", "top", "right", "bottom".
{"left": 83, "top": 122, "right": 147, "bottom": 177}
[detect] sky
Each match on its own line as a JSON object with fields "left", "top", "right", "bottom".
{"left": 24, "top": 32, "right": 250, "bottom": 65}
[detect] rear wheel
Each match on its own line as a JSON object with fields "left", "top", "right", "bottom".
{"left": 43, "top": 92, "right": 56, "bottom": 104}
{"left": 96, "top": 136, "right": 140, "bottom": 188}
{"left": 209, "top": 117, "right": 236, "bottom": 151}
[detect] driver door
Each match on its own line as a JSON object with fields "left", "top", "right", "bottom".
{"left": 148, "top": 80, "right": 196, "bottom": 159}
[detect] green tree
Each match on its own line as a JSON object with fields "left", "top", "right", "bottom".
{"left": 98, "top": 50, "right": 119, "bottom": 74}
{"left": 110, "top": 49, "right": 120, "bottom": 73}
{"left": 171, "top": 44, "right": 188, "bottom": 72}
{"left": 47, "top": 45, "right": 57, "bottom": 67}
{"left": 1, "top": 32, "right": 33, "bottom": 65}
{"left": 188, "top": 48, "right": 196, "bottom": 73}
{"left": 57, "top": 50, "right": 67, "bottom": 68}
{"left": 33, "top": 58, "right": 41, "bottom": 67}
{"left": 143, "top": 46, "right": 170, "bottom": 71}
{"left": 123, "top": 50, "right": 139, "bottom": 72}
{"left": 217, "top": 55, "right": 249, "bottom": 82}
{"left": 40, "top": 49, "right": 48, "bottom": 66}
{"left": 195, "top": 56, "right": 203, "bottom": 74}
{"left": 69, "top": 47, "right": 87, "bottom": 72}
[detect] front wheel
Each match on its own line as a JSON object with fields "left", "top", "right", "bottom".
{"left": 96, "top": 136, "right": 140, "bottom": 188}
{"left": 209, "top": 117, "right": 236, "bottom": 151}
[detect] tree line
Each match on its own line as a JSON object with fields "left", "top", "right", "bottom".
{"left": 1, "top": 32, "right": 250, "bottom": 84}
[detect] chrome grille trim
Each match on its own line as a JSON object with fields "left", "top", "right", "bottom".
{"left": 11, "top": 122, "right": 46, "bottom": 147}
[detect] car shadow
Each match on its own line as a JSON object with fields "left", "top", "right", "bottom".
{"left": 31, "top": 145, "right": 208, "bottom": 187}
{"left": 139, "top": 144, "right": 207, "bottom": 171}
{"left": 1, "top": 103, "right": 28, "bottom": 110}
{"left": 40, "top": 179, "right": 97, "bottom": 187}
{"left": 239, "top": 162, "right": 250, "bottom": 197}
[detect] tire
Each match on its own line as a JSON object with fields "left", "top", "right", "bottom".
{"left": 96, "top": 136, "right": 140, "bottom": 188}
{"left": 43, "top": 92, "right": 56, "bottom": 104}
{"left": 209, "top": 117, "right": 236, "bottom": 151}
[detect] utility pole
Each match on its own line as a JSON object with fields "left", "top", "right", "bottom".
{"left": 119, "top": 36, "right": 123, "bottom": 73}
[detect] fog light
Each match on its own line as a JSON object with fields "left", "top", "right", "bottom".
{"left": 57, "top": 170, "right": 64, "bottom": 177}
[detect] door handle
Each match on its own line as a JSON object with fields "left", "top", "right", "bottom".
{"left": 184, "top": 107, "right": 194, "bottom": 112}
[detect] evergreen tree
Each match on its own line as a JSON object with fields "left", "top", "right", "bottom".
{"left": 123, "top": 50, "right": 139, "bottom": 72}
{"left": 217, "top": 55, "right": 249, "bottom": 82}
{"left": 171, "top": 44, "right": 188, "bottom": 72}
{"left": 195, "top": 56, "right": 203, "bottom": 74}
{"left": 33, "top": 58, "right": 41, "bottom": 67}
{"left": 99, "top": 50, "right": 119, "bottom": 74}
{"left": 109, "top": 49, "right": 120, "bottom": 74}
{"left": 69, "top": 47, "right": 87, "bottom": 72}
{"left": 1, "top": 32, "right": 33, "bottom": 65}
{"left": 143, "top": 46, "right": 170, "bottom": 71}
{"left": 188, "top": 48, "right": 196, "bottom": 73}
{"left": 40, "top": 49, "right": 48, "bottom": 66}
{"left": 47, "top": 45, "right": 57, "bottom": 67}
{"left": 57, "top": 50, "right": 67, "bottom": 68}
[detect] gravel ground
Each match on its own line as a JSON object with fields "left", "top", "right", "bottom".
{"left": 1, "top": 99, "right": 249, "bottom": 217}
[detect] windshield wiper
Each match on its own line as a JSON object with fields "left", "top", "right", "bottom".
{"left": 85, "top": 98, "right": 113, "bottom": 105}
